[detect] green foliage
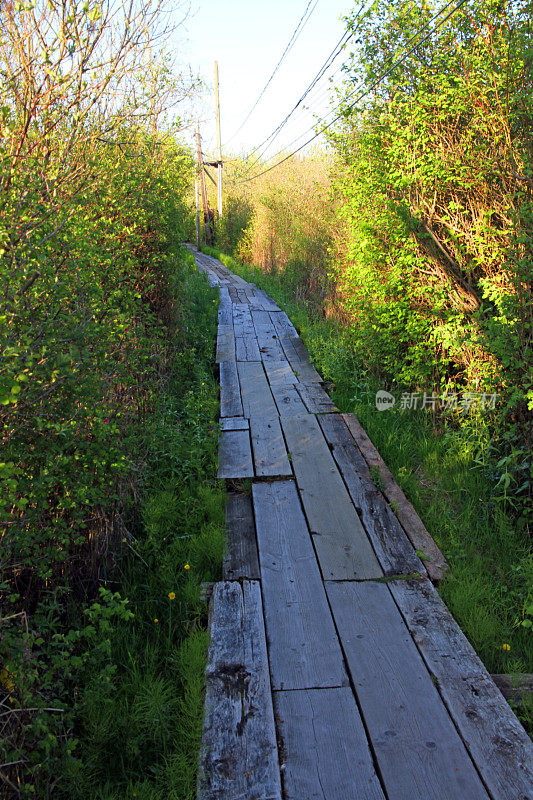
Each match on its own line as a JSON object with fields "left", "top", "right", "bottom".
{"left": 331, "top": 0, "right": 532, "bottom": 522}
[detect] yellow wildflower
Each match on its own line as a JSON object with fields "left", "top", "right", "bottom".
{"left": 168, "top": 592, "right": 176, "bottom": 600}
{"left": 184, "top": 563, "right": 190, "bottom": 570}
{"left": 154, "top": 618, "right": 159, "bottom": 624}
{"left": 502, "top": 643, "right": 511, "bottom": 651}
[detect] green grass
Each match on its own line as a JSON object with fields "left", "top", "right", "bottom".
{"left": 58, "top": 250, "right": 225, "bottom": 799}
{"left": 203, "top": 246, "right": 533, "bottom": 695}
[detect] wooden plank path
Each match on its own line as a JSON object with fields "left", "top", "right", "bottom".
{"left": 189, "top": 247, "right": 533, "bottom": 800}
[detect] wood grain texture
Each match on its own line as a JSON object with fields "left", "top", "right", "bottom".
{"left": 198, "top": 581, "right": 282, "bottom": 800}
{"left": 251, "top": 310, "right": 286, "bottom": 360}
{"left": 288, "top": 357, "right": 323, "bottom": 383}
{"left": 262, "top": 359, "right": 297, "bottom": 387}
{"left": 274, "top": 688, "right": 385, "bottom": 800}
{"left": 389, "top": 577, "right": 533, "bottom": 800}
{"left": 250, "top": 417, "right": 292, "bottom": 477}
{"left": 281, "top": 413, "right": 382, "bottom": 580}
{"left": 216, "top": 326, "right": 235, "bottom": 363}
{"left": 219, "top": 361, "right": 243, "bottom": 418}
{"left": 252, "top": 480, "right": 348, "bottom": 690}
{"left": 219, "top": 416, "right": 248, "bottom": 431}
{"left": 343, "top": 413, "right": 448, "bottom": 582}
{"left": 217, "top": 429, "right": 254, "bottom": 479}
{"left": 326, "top": 580, "right": 489, "bottom": 800}
{"left": 295, "top": 382, "right": 338, "bottom": 414}
{"left": 222, "top": 493, "right": 260, "bottom": 580}
{"left": 269, "top": 310, "right": 298, "bottom": 337}
{"left": 318, "top": 414, "right": 425, "bottom": 576}
{"left": 237, "top": 361, "right": 278, "bottom": 420}
{"left": 270, "top": 384, "right": 308, "bottom": 417}
{"left": 236, "top": 335, "right": 261, "bottom": 361}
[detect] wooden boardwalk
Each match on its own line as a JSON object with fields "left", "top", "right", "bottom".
{"left": 192, "top": 248, "right": 533, "bottom": 800}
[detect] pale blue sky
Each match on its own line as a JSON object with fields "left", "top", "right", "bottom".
{"left": 178, "top": 0, "right": 357, "bottom": 159}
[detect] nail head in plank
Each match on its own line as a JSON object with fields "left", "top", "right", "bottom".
{"left": 274, "top": 688, "right": 385, "bottom": 800}
{"left": 327, "top": 580, "right": 489, "bottom": 800}
{"left": 271, "top": 384, "right": 308, "bottom": 417}
{"left": 252, "top": 480, "right": 348, "bottom": 690}
{"left": 219, "top": 361, "right": 243, "bottom": 418}
{"left": 250, "top": 417, "right": 292, "bottom": 477}
{"left": 343, "top": 413, "right": 448, "bottom": 582}
{"left": 223, "top": 493, "right": 260, "bottom": 580}
{"left": 198, "top": 581, "right": 282, "bottom": 800}
{"left": 237, "top": 361, "right": 278, "bottom": 420}
{"left": 389, "top": 577, "right": 533, "bottom": 800}
{"left": 217, "top": 429, "right": 254, "bottom": 479}
{"left": 318, "top": 414, "right": 425, "bottom": 576}
{"left": 281, "top": 413, "right": 382, "bottom": 580}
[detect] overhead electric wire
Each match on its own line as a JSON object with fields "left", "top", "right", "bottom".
{"left": 238, "top": 0, "right": 411, "bottom": 179}
{"left": 237, "top": 0, "right": 469, "bottom": 185}
{"left": 224, "top": 0, "right": 319, "bottom": 147}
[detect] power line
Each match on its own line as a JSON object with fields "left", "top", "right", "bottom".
{"left": 237, "top": 0, "right": 469, "bottom": 185}
{"left": 224, "top": 0, "right": 319, "bottom": 147}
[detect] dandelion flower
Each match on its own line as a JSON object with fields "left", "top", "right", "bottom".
{"left": 502, "top": 643, "right": 511, "bottom": 651}
{"left": 154, "top": 618, "right": 159, "bottom": 623}
{"left": 168, "top": 592, "right": 176, "bottom": 600}
{"left": 184, "top": 563, "right": 190, "bottom": 570}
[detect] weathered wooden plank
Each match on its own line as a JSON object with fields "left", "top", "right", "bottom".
{"left": 252, "top": 481, "right": 348, "bottom": 690}
{"left": 389, "top": 577, "right": 533, "bottom": 800}
{"left": 326, "top": 580, "right": 490, "bottom": 800}
{"left": 281, "top": 414, "right": 382, "bottom": 580}
{"left": 277, "top": 336, "right": 300, "bottom": 362}
{"left": 295, "top": 382, "right": 338, "bottom": 414}
{"left": 222, "top": 493, "right": 260, "bottom": 580}
{"left": 318, "top": 414, "right": 425, "bottom": 576}
{"left": 250, "top": 417, "right": 292, "bottom": 477}
{"left": 251, "top": 310, "right": 286, "bottom": 361}
{"left": 216, "top": 326, "right": 235, "bottom": 363}
{"left": 237, "top": 361, "right": 278, "bottom": 420}
{"left": 217, "top": 429, "right": 254, "bottom": 479}
{"left": 219, "top": 416, "right": 248, "bottom": 431}
{"left": 219, "top": 361, "right": 243, "bottom": 418}
{"left": 343, "top": 413, "right": 448, "bottom": 582}
{"left": 288, "top": 357, "right": 323, "bottom": 384}
{"left": 262, "top": 359, "right": 297, "bottom": 387}
{"left": 269, "top": 310, "right": 298, "bottom": 337}
{"left": 270, "top": 384, "right": 308, "bottom": 417}
{"left": 274, "top": 688, "right": 385, "bottom": 800}
{"left": 198, "top": 581, "right": 282, "bottom": 800}
{"left": 235, "top": 334, "right": 261, "bottom": 361}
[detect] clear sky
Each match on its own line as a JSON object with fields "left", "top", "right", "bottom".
{"left": 177, "top": 0, "right": 357, "bottom": 160}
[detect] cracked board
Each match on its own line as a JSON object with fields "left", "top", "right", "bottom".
{"left": 198, "top": 581, "right": 282, "bottom": 800}
{"left": 237, "top": 361, "right": 278, "bottom": 420}
{"left": 250, "top": 417, "right": 292, "bottom": 477}
{"left": 274, "top": 687, "right": 385, "bottom": 800}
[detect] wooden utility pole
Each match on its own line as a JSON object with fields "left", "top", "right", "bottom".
{"left": 215, "top": 61, "right": 223, "bottom": 218}
{"left": 195, "top": 124, "right": 211, "bottom": 244}
{"left": 194, "top": 178, "right": 200, "bottom": 248}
